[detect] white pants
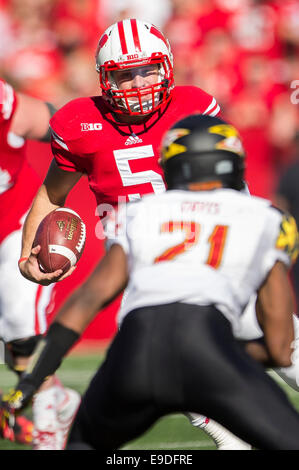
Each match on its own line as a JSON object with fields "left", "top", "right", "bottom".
{"left": 0, "top": 227, "right": 54, "bottom": 342}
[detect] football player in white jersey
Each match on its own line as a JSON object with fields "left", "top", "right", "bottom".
{"left": 4, "top": 114, "right": 299, "bottom": 450}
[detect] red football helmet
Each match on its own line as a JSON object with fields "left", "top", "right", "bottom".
{"left": 95, "top": 19, "right": 174, "bottom": 116}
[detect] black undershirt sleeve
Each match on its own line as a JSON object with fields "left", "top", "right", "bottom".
{"left": 19, "top": 322, "right": 80, "bottom": 391}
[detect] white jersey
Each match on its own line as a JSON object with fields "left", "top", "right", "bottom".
{"left": 106, "top": 189, "right": 297, "bottom": 332}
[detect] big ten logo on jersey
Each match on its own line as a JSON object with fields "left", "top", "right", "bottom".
{"left": 81, "top": 123, "right": 103, "bottom": 131}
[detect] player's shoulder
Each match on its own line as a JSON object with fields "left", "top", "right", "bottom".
{"left": 125, "top": 192, "right": 161, "bottom": 216}
{"left": 265, "top": 202, "right": 298, "bottom": 233}
{"left": 50, "top": 96, "right": 107, "bottom": 143}
{"left": 172, "top": 85, "right": 211, "bottom": 99}
{"left": 233, "top": 193, "right": 298, "bottom": 266}
{"left": 240, "top": 193, "right": 297, "bottom": 237}
{"left": 126, "top": 191, "right": 178, "bottom": 218}
{"left": 272, "top": 207, "right": 299, "bottom": 265}
{"left": 250, "top": 195, "right": 285, "bottom": 217}
{"left": 171, "top": 86, "right": 220, "bottom": 116}
{"left": 228, "top": 191, "right": 275, "bottom": 215}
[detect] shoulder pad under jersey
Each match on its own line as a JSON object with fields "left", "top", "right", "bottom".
{"left": 172, "top": 86, "right": 221, "bottom": 117}
{"left": 50, "top": 96, "right": 106, "bottom": 152}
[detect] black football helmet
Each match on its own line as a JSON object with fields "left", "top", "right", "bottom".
{"left": 160, "top": 114, "right": 246, "bottom": 190}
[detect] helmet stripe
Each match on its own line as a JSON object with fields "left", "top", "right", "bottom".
{"left": 117, "top": 21, "right": 128, "bottom": 55}
{"left": 130, "top": 18, "right": 141, "bottom": 52}
{"left": 202, "top": 97, "right": 216, "bottom": 115}
{"left": 202, "top": 98, "right": 220, "bottom": 117}
{"left": 98, "top": 33, "right": 108, "bottom": 50}
{"left": 150, "top": 25, "right": 168, "bottom": 49}
{"left": 209, "top": 105, "right": 221, "bottom": 117}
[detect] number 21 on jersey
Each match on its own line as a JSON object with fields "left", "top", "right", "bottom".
{"left": 154, "top": 221, "right": 228, "bottom": 269}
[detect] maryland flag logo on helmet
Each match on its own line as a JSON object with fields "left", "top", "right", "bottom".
{"left": 208, "top": 124, "right": 245, "bottom": 157}
{"left": 162, "top": 128, "right": 190, "bottom": 161}
{"left": 276, "top": 213, "right": 299, "bottom": 264}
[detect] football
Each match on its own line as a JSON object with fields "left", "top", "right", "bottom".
{"left": 33, "top": 208, "right": 86, "bottom": 275}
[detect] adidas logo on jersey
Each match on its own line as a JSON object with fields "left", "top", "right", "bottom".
{"left": 125, "top": 134, "right": 143, "bottom": 145}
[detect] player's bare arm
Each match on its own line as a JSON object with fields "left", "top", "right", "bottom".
{"left": 19, "top": 160, "right": 83, "bottom": 285}
{"left": 255, "top": 261, "right": 295, "bottom": 368}
{"left": 56, "top": 243, "right": 128, "bottom": 333}
{"left": 11, "top": 92, "right": 53, "bottom": 141}
{"left": 1, "top": 244, "right": 128, "bottom": 412}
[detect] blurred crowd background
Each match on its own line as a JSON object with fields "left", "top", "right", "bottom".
{"left": 1, "top": 0, "right": 299, "bottom": 339}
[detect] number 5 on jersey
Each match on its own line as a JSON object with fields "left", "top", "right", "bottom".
{"left": 113, "top": 145, "right": 166, "bottom": 201}
{"left": 154, "top": 221, "right": 228, "bottom": 269}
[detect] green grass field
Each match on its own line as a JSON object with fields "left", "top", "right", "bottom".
{"left": 1, "top": 352, "right": 299, "bottom": 451}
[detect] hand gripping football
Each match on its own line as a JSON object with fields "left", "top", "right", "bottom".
{"left": 33, "top": 208, "right": 86, "bottom": 274}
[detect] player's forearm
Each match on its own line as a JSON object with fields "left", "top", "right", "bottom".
{"left": 55, "top": 287, "right": 104, "bottom": 335}
{"left": 18, "top": 245, "right": 128, "bottom": 393}
{"left": 257, "top": 262, "right": 295, "bottom": 368}
{"left": 16, "top": 294, "right": 105, "bottom": 394}
{"left": 19, "top": 293, "right": 116, "bottom": 392}
{"left": 241, "top": 338, "right": 282, "bottom": 367}
{"left": 12, "top": 93, "right": 55, "bottom": 141}
{"left": 17, "top": 323, "right": 80, "bottom": 393}
{"left": 56, "top": 244, "right": 128, "bottom": 333}
{"left": 262, "top": 320, "right": 294, "bottom": 368}
{"left": 21, "top": 184, "right": 61, "bottom": 257}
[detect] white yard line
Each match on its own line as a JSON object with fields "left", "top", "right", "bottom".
{"left": 122, "top": 440, "right": 215, "bottom": 450}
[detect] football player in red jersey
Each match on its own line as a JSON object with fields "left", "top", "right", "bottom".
{"left": 19, "top": 18, "right": 221, "bottom": 284}
{"left": 0, "top": 80, "right": 80, "bottom": 450}
{"left": 17, "top": 19, "right": 251, "bottom": 449}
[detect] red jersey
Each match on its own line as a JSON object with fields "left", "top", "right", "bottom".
{"left": 0, "top": 79, "right": 40, "bottom": 242}
{"left": 50, "top": 86, "right": 220, "bottom": 219}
